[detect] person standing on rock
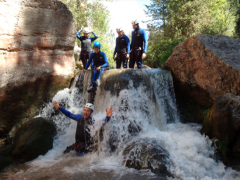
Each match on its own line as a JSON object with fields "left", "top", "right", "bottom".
{"left": 76, "top": 27, "right": 98, "bottom": 68}
{"left": 52, "top": 101, "right": 113, "bottom": 156}
{"left": 129, "top": 19, "right": 148, "bottom": 69}
{"left": 85, "top": 41, "right": 109, "bottom": 93}
{"left": 113, "top": 27, "right": 130, "bottom": 69}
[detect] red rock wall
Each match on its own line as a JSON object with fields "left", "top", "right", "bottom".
{"left": 0, "top": 0, "right": 76, "bottom": 140}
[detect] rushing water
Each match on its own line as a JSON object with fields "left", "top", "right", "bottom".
{"left": 1, "top": 69, "right": 240, "bottom": 180}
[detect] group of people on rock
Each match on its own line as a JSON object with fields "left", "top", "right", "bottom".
{"left": 77, "top": 19, "right": 148, "bottom": 93}
{"left": 52, "top": 20, "right": 147, "bottom": 157}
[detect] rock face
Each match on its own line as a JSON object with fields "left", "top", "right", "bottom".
{"left": 0, "top": 0, "right": 75, "bottom": 140}
{"left": 12, "top": 117, "right": 56, "bottom": 162}
{"left": 165, "top": 34, "right": 240, "bottom": 108}
{"left": 201, "top": 93, "right": 240, "bottom": 157}
{"left": 122, "top": 138, "right": 172, "bottom": 177}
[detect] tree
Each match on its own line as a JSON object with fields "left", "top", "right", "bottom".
{"left": 145, "top": 0, "right": 237, "bottom": 38}
{"left": 60, "top": 0, "right": 115, "bottom": 68}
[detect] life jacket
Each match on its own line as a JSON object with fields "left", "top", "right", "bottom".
{"left": 132, "top": 28, "right": 143, "bottom": 49}
{"left": 81, "top": 37, "right": 92, "bottom": 53}
{"left": 93, "top": 52, "right": 105, "bottom": 67}
{"left": 117, "top": 35, "right": 127, "bottom": 53}
{"left": 75, "top": 117, "right": 93, "bottom": 146}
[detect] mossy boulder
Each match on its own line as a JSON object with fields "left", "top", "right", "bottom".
{"left": 122, "top": 138, "right": 173, "bottom": 178}
{"left": 12, "top": 117, "right": 56, "bottom": 162}
{"left": 201, "top": 93, "right": 240, "bottom": 157}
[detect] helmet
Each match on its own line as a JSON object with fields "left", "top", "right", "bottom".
{"left": 93, "top": 41, "right": 101, "bottom": 49}
{"left": 85, "top": 103, "right": 94, "bottom": 111}
{"left": 83, "top": 27, "right": 91, "bottom": 34}
{"left": 116, "top": 27, "right": 123, "bottom": 32}
{"left": 131, "top": 19, "right": 139, "bottom": 25}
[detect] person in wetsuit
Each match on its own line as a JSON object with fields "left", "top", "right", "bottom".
{"left": 85, "top": 41, "right": 109, "bottom": 93}
{"left": 129, "top": 19, "right": 148, "bottom": 69}
{"left": 76, "top": 27, "right": 98, "bottom": 68}
{"left": 52, "top": 101, "right": 113, "bottom": 156}
{"left": 113, "top": 27, "right": 130, "bottom": 69}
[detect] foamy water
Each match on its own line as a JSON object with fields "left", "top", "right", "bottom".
{"left": 1, "top": 69, "right": 239, "bottom": 180}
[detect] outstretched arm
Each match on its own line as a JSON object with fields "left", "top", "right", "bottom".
{"left": 52, "top": 101, "right": 83, "bottom": 121}
{"left": 103, "top": 107, "right": 113, "bottom": 125}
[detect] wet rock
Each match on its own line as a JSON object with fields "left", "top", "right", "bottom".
{"left": 201, "top": 93, "right": 240, "bottom": 157}
{"left": 122, "top": 138, "right": 173, "bottom": 177}
{"left": 0, "top": 144, "right": 14, "bottom": 171}
{"left": 0, "top": 0, "right": 75, "bottom": 140}
{"left": 12, "top": 117, "right": 56, "bottom": 162}
{"left": 165, "top": 34, "right": 240, "bottom": 108}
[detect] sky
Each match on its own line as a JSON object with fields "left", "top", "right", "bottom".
{"left": 102, "top": 0, "right": 152, "bottom": 38}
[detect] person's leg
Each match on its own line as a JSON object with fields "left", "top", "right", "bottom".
{"left": 116, "top": 53, "right": 121, "bottom": 69}
{"left": 136, "top": 50, "right": 143, "bottom": 69}
{"left": 122, "top": 52, "right": 128, "bottom": 68}
{"left": 80, "top": 52, "right": 87, "bottom": 69}
{"left": 88, "top": 69, "right": 97, "bottom": 93}
{"left": 129, "top": 50, "right": 135, "bottom": 69}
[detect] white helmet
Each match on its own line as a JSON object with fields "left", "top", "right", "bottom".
{"left": 85, "top": 103, "right": 94, "bottom": 111}
{"left": 116, "top": 27, "right": 123, "bottom": 32}
{"left": 131, "top": 19, "right": 139, "bottom": 25}
{"left": 83, "top": 27, "right": 91, "bottom": 34}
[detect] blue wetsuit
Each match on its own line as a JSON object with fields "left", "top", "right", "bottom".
{"left": 130, "top": 28, "right": 148, "bottom": 69}
{"left": 114, "top": 35, "right": 130, "bottom": 68}
{"left": 85, "top": 51, "right": 109, "bottom": 84}
{"left": 59, "top": 107, "right": 110, "bottom": 142}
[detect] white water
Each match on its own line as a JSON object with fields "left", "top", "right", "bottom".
{"left": 2, "top": 69, "right": 240, "bottom": 180}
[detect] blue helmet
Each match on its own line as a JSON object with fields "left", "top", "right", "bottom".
{"left": 93, "top": 41, "right": 101, "bottom": 49}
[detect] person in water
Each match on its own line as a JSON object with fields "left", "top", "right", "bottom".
{"left": 76, "top": 27, "right": 98, "bottom": 68}
{"left": 85, "top": 41, "right": 109, "bottom": 93}
{"left": 113, "top": 27, "right": 130, "bottom": 69}
{"left": 129, "top": 19, "right": 148, "bottom": 69}
{"left": 52, "top": 101, "right": 113, "bottom": 156}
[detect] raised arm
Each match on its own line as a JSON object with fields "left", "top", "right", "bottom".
{"left": 76, "top": 29, "right": 83, "bottom": 40}
{"left": 52, "top": 101, "right": 83, "bottom": 121}
{"left": 91, "top": 31, "right": 98, "bottom": 41}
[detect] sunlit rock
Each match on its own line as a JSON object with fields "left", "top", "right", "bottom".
{"left": 165, "top": 34, "right": 240, "bottom": 108}
{"left": 0, "top": 0, "right": 75, "bottom": 141}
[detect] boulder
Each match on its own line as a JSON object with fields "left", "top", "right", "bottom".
{"left": 201, "top": 93, "right": 240, "bottom": 157}
{"left": 122, "top": 138, "right": 173, "bottom": 177}
{"left": 12, "top": 117, "right": 56, "bottom": 162}
{"left": 165, "top": 34, "right": 240, "bottom": 108}
{"left": 0, "top": 0, "right": 75, "bottom": 140}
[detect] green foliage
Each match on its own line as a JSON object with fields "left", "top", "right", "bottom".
{"left": 144, "top": 37, "right": 185, "bottom": 68}
{"left": 144, "top": 0, "right": 239, "bottom": 68}
{"left": 60, "top": 0, "right": 115, "bottom": 68}
{"left": 146, "top": 0, "right": 237, "bottom": 38}
{"left": 200, "top": 108, "right": 211, "bottom": 119}
{"left": 212, "top": 137, "right": 229, "bottom": 156}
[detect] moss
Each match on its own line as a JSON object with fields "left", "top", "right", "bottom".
{"left": 201, "top": 108, "right": 213, "bottom": 135}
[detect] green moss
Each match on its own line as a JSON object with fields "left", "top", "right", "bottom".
{"left": 212, "top": 137, "right": 229, "bottom": 156}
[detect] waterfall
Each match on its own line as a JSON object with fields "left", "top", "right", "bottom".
{"left": 1, "top": 69, "right": 239, "bottom": 180}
